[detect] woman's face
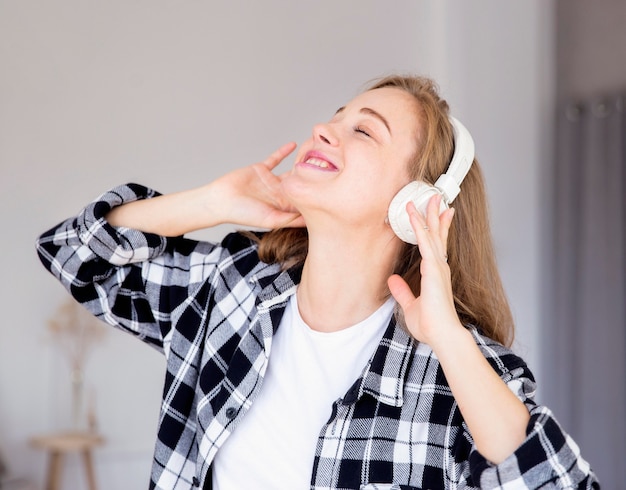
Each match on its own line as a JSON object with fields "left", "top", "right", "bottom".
{"left": 282, "top": 87, "right": 421, "bottom": 229}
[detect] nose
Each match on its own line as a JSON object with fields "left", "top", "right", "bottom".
{"left": 312, "top": 122, "right": 339, "bottom": 146}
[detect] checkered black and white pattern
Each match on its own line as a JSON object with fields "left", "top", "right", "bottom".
{"left": 36, "top": 184, "right": 599, "bottom": 490}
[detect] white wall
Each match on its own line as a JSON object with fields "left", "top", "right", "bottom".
{"left": 0, "top": 1, "right": 553, "bottom": 488}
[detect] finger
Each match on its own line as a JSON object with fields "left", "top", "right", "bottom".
{"left": 406, "top": 201, "right": 437, "bottom": 260}
{"left": 263, "top": 142, "right": 298, "bottom": 170}
{"left": 406, "top": 200, "right": 427, "bottom": 232}
{"left": 388, "top": 274, "right": 416, "bottom": 310}
{"left": 439, "top": 207, "right": 455, "bottom": 252}
{"left": 425, "top": 194, "right": 442, "bottom": 235}
{"left": 418, "top": 195, "right": 453, "bottom": 263}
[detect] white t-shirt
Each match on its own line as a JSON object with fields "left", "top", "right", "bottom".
{"left": 212, "top": 293, "right": 394, "bottom": 489}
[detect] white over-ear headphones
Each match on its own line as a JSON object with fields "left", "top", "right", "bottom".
{"left": 387, "top": 116, "right": 475, "bottom": 244}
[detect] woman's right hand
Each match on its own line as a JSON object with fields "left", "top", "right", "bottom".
{"left": 105, "top": 143, "right": 305, "bottom": 236}
{"left": 208, "top": 142, "right": 305, "bottom": 230}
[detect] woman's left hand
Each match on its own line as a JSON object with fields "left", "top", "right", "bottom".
{"left": 387, "top": 194, "right": 464, "bottom": 349}
{"left": 389, "top": 195, "right": 532, "bottom": 464}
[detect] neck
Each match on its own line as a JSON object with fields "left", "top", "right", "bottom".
{"left": 297, "top": 222, "right": 401, "bottom": 332}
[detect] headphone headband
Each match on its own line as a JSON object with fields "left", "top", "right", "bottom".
{"left": 435, "top": 116, "right": 475, "bottom": 204}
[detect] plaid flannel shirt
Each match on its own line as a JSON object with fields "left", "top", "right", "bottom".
{"left": 36, "top": 184, "right": 598, "bottom": 490}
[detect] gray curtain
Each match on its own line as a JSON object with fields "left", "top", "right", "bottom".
{"left": 545, "top": 93, "right": 625, "bottom": 488}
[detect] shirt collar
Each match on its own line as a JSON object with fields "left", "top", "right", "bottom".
{"left": 356, "top": 315, "right": 416, "bottom": 407}
{"left": 251, "top": 265, "right": 417, "bottom": 408}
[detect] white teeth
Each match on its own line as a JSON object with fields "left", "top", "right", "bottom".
{"left": 305, "top": 157, "right": 331, "bottom": 169}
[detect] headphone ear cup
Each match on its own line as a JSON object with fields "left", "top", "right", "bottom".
{"left": 387, "top": 181, "right": 441, "bottom": 244}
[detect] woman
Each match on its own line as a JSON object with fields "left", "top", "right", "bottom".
{"left": 36, "top": 75, "right": 598, "bottom": 489}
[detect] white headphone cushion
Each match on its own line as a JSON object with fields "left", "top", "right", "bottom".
{"left": 387, "top": 181, "right": 447, "bottom": 244}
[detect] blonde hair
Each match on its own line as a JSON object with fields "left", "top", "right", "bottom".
{"left": 249, "top": 74, "right": 514, "bottom": 346}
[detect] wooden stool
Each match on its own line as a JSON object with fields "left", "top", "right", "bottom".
{"left": 30, "top": 431, "right": 104, "bottom": 490}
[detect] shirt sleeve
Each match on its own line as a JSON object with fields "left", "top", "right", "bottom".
{"left": 466, "top": 333, "right": 600, "bottom": 489}
{"left": 35, "top": 183, "right": 224, "bottom": 352}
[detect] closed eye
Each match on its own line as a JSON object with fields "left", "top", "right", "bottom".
{"left": 354, "top": 126, "right": 372, "bottom": 138}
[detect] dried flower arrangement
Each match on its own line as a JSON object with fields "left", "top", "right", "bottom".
{"left": 47, "top": 298, "right": 106, "bottom": 430}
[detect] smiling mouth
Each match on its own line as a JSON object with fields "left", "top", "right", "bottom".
{"left": 300, "top": 152, "right": 338, "bottom": 170}
{"left": 305, "top": 157, "right": 334, "bottom": 169}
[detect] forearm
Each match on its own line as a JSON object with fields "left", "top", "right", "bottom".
{"left": 105, "top": 183, "right": 223, "bottom": 236}
{"left": 432, "top": 327, "right": 530, "bottom": 464}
